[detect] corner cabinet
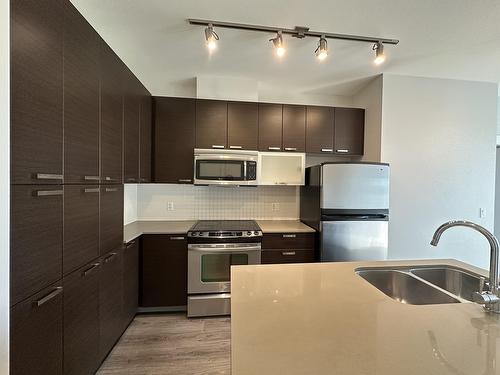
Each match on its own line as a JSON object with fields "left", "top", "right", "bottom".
{"left": 258, "top": 152, "right": 305, "bottom": 185}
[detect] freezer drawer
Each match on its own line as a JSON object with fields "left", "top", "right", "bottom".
{"left": 321, "top": 220, "right": 388, "bottom": 261}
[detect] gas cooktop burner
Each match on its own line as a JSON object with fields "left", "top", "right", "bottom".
{"left": 188, "top": 220, "right": 262, "bottom": 240}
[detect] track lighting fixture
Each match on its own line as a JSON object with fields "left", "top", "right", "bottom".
{"left": 315, "top": 35, "right": 328, "bottom": 61}
{"left": 373, "top": 41, "right": 385, "bottom": 65}
{"left": 270, "top": 31, "right": 286, "bottom": 57}
{"left": 204, "top": 23, "right": 219, "bottom": 51}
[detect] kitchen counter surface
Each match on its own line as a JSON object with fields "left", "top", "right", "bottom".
{"left": 256, "top": 220, "right": 315, "bottom": 233}
{"left": 231, "top": 259, "right": 499, "bottom": 375}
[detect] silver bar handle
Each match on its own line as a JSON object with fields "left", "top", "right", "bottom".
{"left": 139, "top": 178, "right": 149, "bottom": 183}
{"left": 35, "top": 287, "right": 63, "bottom": 307}
{"left": 229, "top": 145, "right": 242, "bottom": 149}
{"left": 282, "top": 251, "right": 296, "bottom": 256}
{"left": 34, "top": 189, "right": 63, "bottom": 197}
{"left": 84, "top": 188, "right": 100, "bottom": 193}
{"left": 178, "top": 179, "right": 192, "bottom": 183}
{"left": 336, "top": 149, "right": 349, "bottom": 153}
{"left": 268, "top": 147, "right": 281, "bottom": 151}
{"left": 170, "top": 236, "right": 185, "bottom": 240}
{"left": 84, "top": 175, "right": 100, "bottom": 181}
{"left": 282, "top": 234, "right": 296, "bottom": 238}
{"left": 83, "top": 263, "right": 100, "bottom": 277}
{"left": 321, "top": 148, "right": 333, "bottom": 152}
{"left": 105, "top": 188, "right": 118, "bottom": 192}
{"left": 104, "top": 252, "right": 117, "bottom": 263}
{"left": 284, "top": 147, "right": 297, "bottom": 151}
{"left": 212, "top": 145, "right": 225, "bottom": 149}
{"left": 104, "top": 176, "right": 120, "bottom": 182}
{"left": 126, "top": 177, "right": 138, "bottom": 183}
{"left": 35, "top": 173, "right": 63, "bottom": 180}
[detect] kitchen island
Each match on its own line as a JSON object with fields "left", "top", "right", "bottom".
{"left": 231, "top": 259, "right": 500, "bottom": 375}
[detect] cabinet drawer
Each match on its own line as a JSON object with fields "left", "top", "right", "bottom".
{"left": 261, "top": 249, "right": 315, "bottom": 264}
{"left": 262, "top": 233, "right": 315, "bottom": 250}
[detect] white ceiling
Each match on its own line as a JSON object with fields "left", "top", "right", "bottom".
{"left": 71, "top": 0, "right": 500, "bottom": 98}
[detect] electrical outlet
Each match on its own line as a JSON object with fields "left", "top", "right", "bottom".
{"left": 479, "top": 207, "right": 486, "bottom": 218}
{"left": 272, "top": 203, "right": 280, "bottom": 211}
{"left": 167, "top": 202, "right": 174, "bottom": 211}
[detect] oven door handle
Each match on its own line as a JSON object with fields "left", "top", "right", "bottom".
{"left": 188, "top": 246, "right": 261, "bottom": 253}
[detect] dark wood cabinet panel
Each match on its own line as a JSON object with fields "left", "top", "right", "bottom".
{"left": 10, "top": 0, "right": 64, "bottom": 184}
{"left": 11, "top": 185, "right": 63, "bottom": 306}
{"left": 258, "top": 103, "right": 283, "bottom": 151}
{"left": 63, "top": 262, "right": 101, "bottom": 375}
{"left": 195, "top": 99, "right": 228, "bottom": 149}
{"left": 262, "top": 233, "right": 315, "bottom": 250}
{"left": 140, "top": 234, "right": 188, "bottom": 307}
{"left": 140, "top": 92, "right": 152, "bottom": 183}
{"left": 63, "top": 2, "right": 100, "bottom": 183}
{"left": 100, "top": 185, "right": 124, "bottom": 256}
{"left": 123, "top": 70, "right": 141, "bottom": 183}
{"left": 154, "top": 97, "right": 196, "bottom": 184}
{"left": 227, "top": 102, "right": 258, "bottom": 150}
{"left": 334, "top": 108, "right": 365, "bottom": 156}
{"left": 261, "top": 249, "right": 315, "bottom": 264}
{"left": 283, "top": 105, "right": 306, "bottom": 152}
{"left": 122, "top": 240, "right": 139, "bottom": 328}
{"left": 306, "top": 106, "right": 334, "bottom": 153}
{"left": 63, "top": 185, "right": 100, "bottom": 275}
{"left": 99, "top": 249, "right": 124, "bottom": 361}
{"left": 100, "top": 41, "right": 123, "bottom": 184}
{"left": 10, "top": 282, "right": 63, "bottom": 375}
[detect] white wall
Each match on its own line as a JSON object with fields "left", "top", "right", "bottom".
{"left": 124, "top": 184, "right": 138, "bottom": 224}
{"left": 381, "top": 74, "right": 498, "bottom": 269}
{"left": 0, "top": 0, "right": 9, "bottom": 372}
{"left": 495, "top": 147, "right": 500, "bottom": 237}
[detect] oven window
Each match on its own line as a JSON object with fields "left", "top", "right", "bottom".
{"left": 196, "top": 160, "right": 244, "bottom": 180}
{"left": 201, "top": 254, "right": 248, "bottom": 282}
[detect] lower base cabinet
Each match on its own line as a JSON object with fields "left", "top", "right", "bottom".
{"left": 261, "top": 232, "right": 316, "bottom": 264}
{"left": 261, "top": 249, "right": 315, "bottom": 264}
{"left": 123, "top": 240, "right": 139, "bottom": 328}
{"left": 10, "top": 282, "right": 64, "bottom": 375}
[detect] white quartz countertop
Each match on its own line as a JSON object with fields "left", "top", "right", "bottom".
{"left": 231, "top": 259, "right": 499, "bottom": 375}
{"left": 123, "top": 220, "right": 315, "bottom": 243}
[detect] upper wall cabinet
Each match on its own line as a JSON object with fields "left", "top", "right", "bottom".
{"left": 100, "top": 41, "right": 124, "bottom": 184}
{"left": 140, "top": 89, "right": 152, "bottom": 183}
{"left": 334, "top": 108, "right": 365, "bottom": 155}
{"left": 195, "top": 99, "right": 228, "bottom": 149}
{"left": 123, "top": 68, "right": 142, "bottom": 183}
{"left": 154, "top": 97, "right": 196, "bottom": 184}
{"left": 227, "top": 102, "right": 258, "bottom": 150}
{"left": 11, "top": 0, "right": 64, "bottom": 184}
{"left": 258, "top": 103, "right": 283, "bottom": 152}
{"left": 63, "top": 2, "right": 100, "bottom": 184}
{"left": 306, "top": 106, "right": 335, "bottom": 153}
{"left": 283, "top": 105, "right": 306, "bottom": 152}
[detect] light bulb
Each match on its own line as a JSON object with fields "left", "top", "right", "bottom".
{"left": 270, "top": 31, "right": 286, "bottom": 58}
{"left": 207, "top": 38, "right": 217, "bottom": 51}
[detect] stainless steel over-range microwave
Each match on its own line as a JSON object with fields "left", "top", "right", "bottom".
{"left": 193, "top": 149, "right": 258, "bottom": 185}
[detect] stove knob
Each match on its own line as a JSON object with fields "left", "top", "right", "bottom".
{"left": 247, "top": 231, "right": 252, "bottom": 236}
{"left": 254, "top": 231, "right": 259, "bottom": 235}
{"left": 191, "top": 232, "right": 197, "bottom": 236}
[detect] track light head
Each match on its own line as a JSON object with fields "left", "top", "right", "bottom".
{"left": 205, "top": 23, "right": 219, "bottom": 51}
{"left": 373, "top": 41, "right": 385, "bottom": 65}
{"left": 270, "top": 31, "right": 286, "bottom": 57}
{"left": 315, "top": 35, "right": 328, "bottom": 61}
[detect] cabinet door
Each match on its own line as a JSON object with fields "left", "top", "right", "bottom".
{"left": 99, "top": 249, "right": 123, "bottom": 361}
{"left": 140, "top": 92, "right": 152, "bottom": 183}
{"left": 63, "top": 2, "right": 100, "bottom": 183}
{"left": 140, "top": 234, "right": 187, "bottom": 307}
{"left": 100, "top": 185, "right": 124, "bottom": 256}
{"left": 10, "top": 282, "right": 63, "bottom": 375}
{"left": 100, "top": 41, "right": 123, "bottom": 184}
{"left": 11, "top": 0, "right": 63, "bottom": 184}
{"left": 334, "top": 108, "right": 365, "bottom": 155}
{"left": 11, "top": 185, "right": 63, "bottom": 306}
{"left": 195, "top": 99, "right": 228, "bottom": 149}
{"left": 64, "top": 262, "right": 101, "bottom": 375}
{"left": 63, "top": 185, "right": 100, "bottom": 275}
{"left": 283, "top": 105, "right": 306, "bottom": 152}
{"left": 122, "top": 240, "right": 139, "bottom": 328}
{"left": 258, "top": 103, "right": 283, "bottom": 152}
{"left": 258, "top": 152, "right": 305, "bottom": 186}
{"left": 123, "top": 70, "right": 141, "bottom": 183}
{"left": 306, "top": 106, "right": 334, "bottom": 153}
{"left": 261, "top": 249, "right": 315, "bottom": 264}
{"left": 154, "top": 97, "right": 196, "bottom": 183}
{"left": 227, "top": 102, "right": 258, "bottom": 150}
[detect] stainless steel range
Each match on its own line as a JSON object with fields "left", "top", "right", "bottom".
{"left": 187, "top": 220, "right": 262, "bottom": 317}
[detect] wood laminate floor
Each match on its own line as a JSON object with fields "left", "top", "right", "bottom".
{"left": 97, "top": 313, "right": 231, "bottom": 375}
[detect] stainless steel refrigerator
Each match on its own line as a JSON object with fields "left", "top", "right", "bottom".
{"left": 300, "top": 162, "right": 389, "bottom": 261}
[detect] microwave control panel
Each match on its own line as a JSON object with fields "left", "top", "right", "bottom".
{"left": 246, "top": 161, "right": 257, "bottom": 180}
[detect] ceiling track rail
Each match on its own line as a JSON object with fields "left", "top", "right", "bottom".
{"left": 188, "top": 19, "right": 399, "bottom": 45}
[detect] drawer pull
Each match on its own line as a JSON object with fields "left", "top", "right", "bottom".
{"left": 126, "top": 177, "right": 138, "bottom": 183}
{"left": 282, "top": 251, "right": 296, "bottom": 256}
{"left": 268, "top": 147, "right": 281, "bottom": 151}
{"left": 104, "top": 176, "right": 119, "bottom": 182}
{"left": 178, "top": 179, "right": 192, "bottom": 183}
{"left": 321, "top": 148, "right": 333, "bottom": 152}
{"left": 170, "top": 236, "right": 185, "bottom": 240}
{"left": 34, "top": 189, "right": 63, "bottom": 197}
{"left": 212, "top": 145, "right": 225, "bottom": 149}
{"left": 83, "top": 263, "right": 100, "bottom": 277}
{"left": 35, "top": 287, "right": 63, "bottom": 307}
{"left": 84, "top": 175, "right": 100, "bottom": 181}
{"left": 105, "top": 188, "right": 118, "bottom": 192}
{"left": 35, "top": 173, "right": 63, "bottom": 180}
{"left": 104, "top": 253, "right": 117, "bottom": 263}
{"left": 229, "top": 145, "right": 242, "bottom": 149}
{"left": 336, "top": 149, "right": 349, "bottom": 153}
{"left": 282, "top": 234, "right": 296, "bottom": 238}
{"left": 140, "top": 178, "right": 149, "bottom": 183}
{"left": 284, "top": 147, "right": 297, "bottom": 151}
{"left": 84, "top": 188, "right": 100, "bottom": 193}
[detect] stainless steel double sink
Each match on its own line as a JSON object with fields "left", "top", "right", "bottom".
{"left": 356, "top": 266, "right": 487, "bottom": 305}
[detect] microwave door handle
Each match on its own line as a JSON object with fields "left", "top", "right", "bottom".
{"left": 243, "top": 161, "right": 247, "bottom": 181}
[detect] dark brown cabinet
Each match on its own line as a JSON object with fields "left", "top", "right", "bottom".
{"left": 154, "top": 97, "right": 196, "bottom": 183}
{"left": 228, "top": 102, "right": 258, "bottom": 150}
{"left": 140, "top": 92, "right": 152, "bottom": 183}
{"left": 261, "top": 232, "right": 316, "bottom": 264}
{"left": 334, "top": 108, "right": 365, "bottom": 155}
{"left": 258, "top": 103, "right": 283, "bottom": 151}
{"left": 122, "top": 240, "right": 139, "bottom": 328}
{"left": 306, "top": 106, "right": 334, "bottom": 153}
{"left": 10, "top": 0, "right": 64, "bottom": 184}
{"left": 100, "top": 185, "right": 124, "bottom": 256}
{"left": 283, "top": 105, "right": 306, "bottom": 152}
{"left": 11, "top": 185, "right": 63, "bottom": 306}
{"left": 123, "top": 68, "right": 141, "bottom": 183}
{"left": 195, "top": 99, "right": 228, "bottom": 149}
{"left": 140, "top": 234, "right": 188, "bottom": 308}
{"left": 10, "top": 282, "right": 63, "bottom": 375}
{"left": 100, "top": 41, "right": 123, "bottom": 184}
{"left": 63, "top": 185, "right": 100, "bottom": 275}
{"left": 261, "top": 249, "right": 315, "bottom": 264}
{"left": 63, "top": 2, "right": 100, "bottom": 183}
{"left": 64, "top": 261, "right": 101, "bottom": 375}
{"left": 99, "top": 249, "right": 124, "bottom": 361}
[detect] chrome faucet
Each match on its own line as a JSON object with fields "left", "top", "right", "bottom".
{"left": 430, "top": 220, "right": 500, "bottom": 313}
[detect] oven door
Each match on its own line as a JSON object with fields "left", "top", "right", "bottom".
{"left": 188, "top": 243, "right": 261, "bottom": 294}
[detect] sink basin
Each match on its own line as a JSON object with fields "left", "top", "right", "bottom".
{"left": 410, "top": 267, "right": 486, "bottom": 302}
{"left": 356, "top": 269, "right": 460, "bottom": 305}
